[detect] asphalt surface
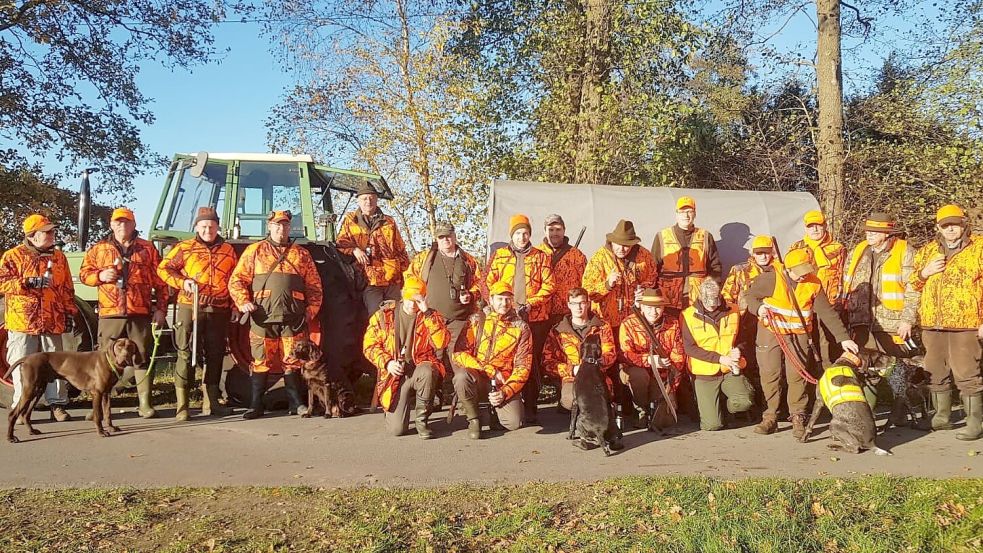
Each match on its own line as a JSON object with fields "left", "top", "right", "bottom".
{"left": 2, "top": 404, "right": 980, "bottom": 488}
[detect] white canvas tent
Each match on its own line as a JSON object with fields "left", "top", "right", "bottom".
{"left": 486, "top": 180, "right": 821, "bottom": 272}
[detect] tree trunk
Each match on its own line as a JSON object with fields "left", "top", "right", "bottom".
{"left": 574, "top": 0, "right": 612, "bottom": 185}
{"left": 815, "top": 0, "right": 846, "bottom": 236}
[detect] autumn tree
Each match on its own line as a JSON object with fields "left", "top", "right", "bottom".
{"left": 252, "top": 0, "right": 492, "bottom": 253}
{"left": 0, "top": 0, "right": 223, "bottom": 202}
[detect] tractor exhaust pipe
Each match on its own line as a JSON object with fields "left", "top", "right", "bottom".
{"left": 78, "top": 168, "right": 99, "bottom": 251}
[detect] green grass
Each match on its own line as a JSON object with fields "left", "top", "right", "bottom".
{"left": 1, "top": 477, "right": 981, "bottom": 552}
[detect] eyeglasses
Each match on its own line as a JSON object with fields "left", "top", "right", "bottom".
{"left": 568, "top": 301, "right": 589, "bottom": 307}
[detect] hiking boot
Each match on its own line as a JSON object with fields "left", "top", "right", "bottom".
{"left": 754, "top": 416, "right": 777, "bottom": 435}
{"left": 489, "top": 409, "right": 507, "bottom": 431}
{"left": 134, "top": 369, "right": 157, "bottom": 419}
{"left": 467, "top": 418, "right": 482, "bottom": 440}
{"left": 242, "top": 372, "right": 267, "bottom": 420}
{"left": 634, "top": 414, "right": 650, "bottom": 430}
{"left": 202, "top": 384, "right": 231, "bottom": 417}
{"left": 791, "top": 413, "right": 808, "bottom": 440}
{"left": 956, "top": 393, "right": 982, "bottom": 441}
{"left": 414, "top": 396, "right": 432, "bottom": 440}
{"left": 609, "top": 435, "right": 624, "bottom": 451}
{"left": 283, "top": 372, "right": 308, "bottom": 416}
{"left": 50, "top": 406, "right": 71, "bottom": 422}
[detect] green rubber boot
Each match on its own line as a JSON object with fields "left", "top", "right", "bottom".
{"left": 929, "top": 390, "right": 954, "bottom": 431}
{"left": 134, "top": 369, "right": 157, "bottom": 419}
{"left": 956, "top": 394, "right": 982, "bottom": 441}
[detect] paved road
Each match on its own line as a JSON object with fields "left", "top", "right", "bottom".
{"left": 2, "top": 405, "right": 979, "bottom": 488}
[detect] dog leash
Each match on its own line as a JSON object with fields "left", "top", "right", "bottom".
{"left": 763, "top": 311, "right": 819, "bottom": 385}
{"left": 132, "top": 323, "right": 165, "bottom": 387}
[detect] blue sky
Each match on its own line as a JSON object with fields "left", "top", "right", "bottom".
{"left": 30, "top": 3, "right": 931, "bottom": 235}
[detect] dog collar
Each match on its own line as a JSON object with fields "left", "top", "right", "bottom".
{"left": 105, "top": 351, "right": 124, "bottom": 377}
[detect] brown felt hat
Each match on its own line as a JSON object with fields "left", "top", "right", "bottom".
{"left": 639, "top": 288, "right": 668, "bottom": 307}
{"left": 356, "top": 180, "right": 378, "bottom": 197}
{"left": 863, "top": 212, "right": 898, "bottom": 234}
{"left": 606, "top": 219, "right": 641, "bottom": 246}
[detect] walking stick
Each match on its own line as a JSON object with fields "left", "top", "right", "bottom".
{"left": 191, "top": 280, "right": 200, "bottom": 372}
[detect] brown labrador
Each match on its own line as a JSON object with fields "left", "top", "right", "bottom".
{"left": 292, "top": 340, "right": 357, "bottom": 419}
{"left": 5, "top": 338, "right": 140, "bottom": 443}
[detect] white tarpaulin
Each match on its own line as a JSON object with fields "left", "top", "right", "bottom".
{"left": 487, "top": 180, "right": 820, "bottom": 272}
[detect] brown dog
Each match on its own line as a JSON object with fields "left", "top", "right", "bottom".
{"left": 5, "top": 338, "right": 140, "bottom": 443}
{"left": 292, "top": 340, "right": 357, "bottom": 419}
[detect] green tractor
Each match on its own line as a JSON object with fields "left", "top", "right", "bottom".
{"left": 1, "top": 152, "right": 391, "bottom": 410}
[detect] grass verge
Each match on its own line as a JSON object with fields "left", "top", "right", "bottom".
{"left": 1, "top": 477, "right": 981, "bottom": 552}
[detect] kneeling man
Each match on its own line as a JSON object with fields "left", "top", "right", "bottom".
{"left": 365, "top": 277, "right": 450, "bottom": 438}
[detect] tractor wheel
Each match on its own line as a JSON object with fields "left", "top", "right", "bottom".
{"left": 0, "top": 296, "right": 97, "bottom": 409}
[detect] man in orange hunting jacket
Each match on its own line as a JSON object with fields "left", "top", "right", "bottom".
{"left": 485, "top": 213, "right": 555, "bottom": 424}
{"left": 157, "top": 207, "right": 238, "bottom": 420}
{"left": 538, "top": 214, "right": 587, "bottom": 323}
{"left": 453, "top": 281, "right": 532, "bottom": 438}
{"left": 787, "top": 209, "right": 847, "bottom": 365}
{"left": 229, "top": 210, "right": 323, "bottom": 420}
{"left": 651, "top": 196, "right": 722, "bottom": 310}
{"left": 364, "top": 276, "right": 449, "bottom": 439}
{"left": 79, "top": 207, "right": 169, "bottom": 419}
{"left": 582, "top": 219, "right": 658, "bottom": 330}
{"left": 543, "top": 287, "right": 617, "bottom": 412}
{"left": 910, "top": 204, "right": 983, "bottom": 441}
{"left": 336, "top": 181, "right": 409, "bottom": 313}
{"left": 619, "top": 288, "right": 686, "bottom": 431}
{"left": 0, "top": 214, "right": 78, "bottom": 422}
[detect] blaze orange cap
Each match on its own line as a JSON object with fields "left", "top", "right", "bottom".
{"left": 111, "top": 207, "right": 135, "bottom": 222}
{"left": 488, "top": 280, "right": 514, "bottom": 297}
{"left": 402, "top": 276, "right": 427, "bottom": 301}
{"left": 751, "top": 235, "right": 774, "bottom": 253}
{"left": 803, "top": 210, "right": 826, "bottom": 226}
{"left": 936, "top": 204, "right": 966, "bottom": 226}
{"left": 676, "top": 196, "right": 696, "bottom": 211}
{"left": 268, "top": 210, "right": 292, "bottom": 223}
{"left": 784, "top": 248, "right": 815, "bottom": 278}
{"left": 22, "top": 214, "right": 54, "bottom": 235}
{"left": 509, "top": 214, "right": 531, "bottom": 236}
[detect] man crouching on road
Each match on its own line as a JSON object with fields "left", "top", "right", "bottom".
{"left": 229, "top": 210, "right": 323, "bottom": 420}
{"left": 453, "top": 281, "right": 532, "bottom": 439}
{"left": 364, "top": 277, "right": 450, "bottom": 439}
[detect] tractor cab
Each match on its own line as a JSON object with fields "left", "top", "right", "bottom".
{"left": 149, "top": 152, "right": 392, "bottom": 246}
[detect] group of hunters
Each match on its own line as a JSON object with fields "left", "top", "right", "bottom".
{"left": 2, "top": 183, "right": 982, "bottom": 447}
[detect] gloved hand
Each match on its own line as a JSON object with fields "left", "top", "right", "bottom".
{"left": 24, "top": 276, "right": 51, "bottom": 289}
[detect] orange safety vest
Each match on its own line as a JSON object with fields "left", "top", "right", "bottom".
{"left": 843, "top": 239, "right": 907, "bottom": 312}
{"left": 681, "top": 305, "right": 743, "bottom": 376}
{"left": 762, "top": 265, "right": 822, "bottom": 335}
{"left": 657, "top": 227, "right": 709, "bottom": 308}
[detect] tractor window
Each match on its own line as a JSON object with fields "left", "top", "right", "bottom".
{"left": 164, "top": 162, "right": 229, "bottom": 233}
{"left": 236, "top": 162, "right": 304, "bottom": 238}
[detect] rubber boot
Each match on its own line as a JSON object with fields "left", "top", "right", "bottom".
{"left": 927, "top": 390, "right": 954, "bottom": 431}
{"left": 174, "top": 386, "right": 190, "bottom": 421}
{"left": 463, "top": 398, "right": 481, "bottom": 440}
{"left": 414, "top": 395, "right": 433, "bottom": 440}
{"left": 956, "top": 394, "right": 982, "bottom": 441}
{"left": 283, "top": 372, "right": 308, "bottom": 416}
{"left": 174, "top": 364, "right": 191, "bottom": 421}
{"left": 133, "top": 369, "right": 157, "bottom": 419}
{"left": 242, "top": 373, "right": 267, "bottom": 420}
{"left": 202, "top": 384, "right": 231, "bottom": 416}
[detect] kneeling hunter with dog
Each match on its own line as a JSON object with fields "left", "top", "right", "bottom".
{"left": 365, "top": 276, "right": 450, "bottom": 438}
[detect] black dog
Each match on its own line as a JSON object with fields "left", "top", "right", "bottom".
{"left": 567, "top": 334, "right": 620, "bottom": 455}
